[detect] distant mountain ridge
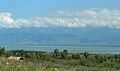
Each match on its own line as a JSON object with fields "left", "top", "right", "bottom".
{"left": 0, "top": 27, "right": 120, "bottom": 46}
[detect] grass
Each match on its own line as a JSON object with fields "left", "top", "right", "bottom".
{"left": 0, "top": 59, "right": 120, "bottom": 71}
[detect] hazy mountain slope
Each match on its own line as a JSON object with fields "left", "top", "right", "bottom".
{"left": 0, "top": 27, "right": 120, "bottom": 45}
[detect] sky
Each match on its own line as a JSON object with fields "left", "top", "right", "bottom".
{"left": 0, "top": 0, "right": 120, "bottom": 28}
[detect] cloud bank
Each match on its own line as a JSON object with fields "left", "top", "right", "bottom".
{"left": 0, "top": 8, "right": 120, "bottom": 28}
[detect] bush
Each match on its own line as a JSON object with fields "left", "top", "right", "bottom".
{"left": 83, "top": 52, "right": 89, "bottom": 58}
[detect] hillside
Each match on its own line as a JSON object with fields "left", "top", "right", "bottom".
{"left": 0, "top": 27, "right": 120, "bottom": 46}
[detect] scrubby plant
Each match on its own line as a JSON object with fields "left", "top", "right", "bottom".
{"left": 72, "top": 53, "right": 80, "bottom": 59}
{"left": 61, "top": 49, "right": 68, "bottom": 59}
{"left": 83, "top": 52, "right": 89, "bottom": 58}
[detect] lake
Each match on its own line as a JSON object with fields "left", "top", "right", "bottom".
{"left": 4, "top": 45, "right": 120, "bottom": 54}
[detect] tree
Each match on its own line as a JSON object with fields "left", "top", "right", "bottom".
{"left": 63, "top": 49, "right": 68, "bottom": 55}
{"left": 19, "top": 50, "right": 25, "bottom": 57}
{"left": 98, "top": 56, "right": 107, "bottom": 63}
{"left": 72, "top": 53, "right": 80, "bottom": 59}
{"left": 25, "top": 53, "right": 31, "bottom": 58}
{"left": 114, "top": 55, "right": 119, "bottom": 60}
{"left": 53, "top": 49, "right": 60, "bottom": 58}
{"left": 54, "top": 49, "right": 59, "bottom": 55}
{"left": 0, "top": 47, "right": 5, "bottom": 56}
{"left": 95, "top": 54, "right": 99, "bottom": 60}
{"left": 5, "top": 51, "right": 12, "bottom": 58}
{"left": 61, "top": 49, "right": 68, "bottom": 59}
{"left": 83, "top": 52, "right": 89, "bottom": 58}
{"left": 31, "top": 52, "right": 37, "bottom": 59}
{"left": 61, "top": 52, "right": 66, "bottom": 59}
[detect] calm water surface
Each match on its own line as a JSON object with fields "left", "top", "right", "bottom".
{"left": 5, "top": 45, "right": 120, "bottom": 54}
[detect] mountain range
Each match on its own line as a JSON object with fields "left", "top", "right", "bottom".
{"left": 0, "top": 27, "right": 120, "bottom": 46}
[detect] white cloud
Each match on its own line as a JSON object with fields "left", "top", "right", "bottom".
{"left": 0, "top": 12, "right": 14, "bottom": 23}
{"left": 0, "top": 8, "right": 120, "bottom": 28}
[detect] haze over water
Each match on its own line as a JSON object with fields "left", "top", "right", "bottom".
{"left": 4, "top": 45, "right": 120, "bottom": 54}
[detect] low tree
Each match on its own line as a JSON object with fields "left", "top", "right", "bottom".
{"left": 5, "top": 51, "right": 12, "bottom": 58}
{"left": 72, "top": 53, "right": 80, "bottom": 59}
{"left": 19, "top": 50, "right": 25, "bottom": 57}
{"left": 63, "top": 49, "right": 68, "bottom": 55}
{"left": 98, "top": 56, "right": 107, "bottom": 63}
{"left": 61, "top": 52, "right": 66, "bottom": 59}
{"left": 54, "top": 49, "right": 59, "bottom": 54}
{"left": 95, "top": 54, "right": 99, "bottom": 60}
{"left": 0, "top": 47, "right": 5, "bottom": 56}
{"left": 61, "top": 49, "right": 68, "bottom": 59}
{"left": 31, "top": 52, "right": 37, "bottom": 59}
{"left": 114, "top": 55, "right": 119, "bottom": 60}
{"left": 107, "top": 56, "right": 112, "bottom": 60}
{"left": 83, "top": 52, "right": 89, "bottom": 58}
{"left": 53, "top": 49, "right": 60, "bottom": 58}
{"left": 25, "top": 53, "right": 31, "bottom": 58}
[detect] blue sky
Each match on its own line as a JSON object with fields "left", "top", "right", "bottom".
{"left": 0, "top": 0, "right": 120, "bottom": 18}
{"left": 0, "top": 0, "right": 120, "bottom": 28}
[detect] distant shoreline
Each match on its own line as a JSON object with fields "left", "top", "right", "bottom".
{"left": 2, "top": 44, "right": 120, "bottom": 47}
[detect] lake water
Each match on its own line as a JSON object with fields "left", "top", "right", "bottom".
{"left": 5, "top": 45, "right": 120, "bottom": 54}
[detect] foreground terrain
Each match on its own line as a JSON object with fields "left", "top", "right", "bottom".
{"left": 0, "top": 60, "right": 120, "bottom": 71}
{"left": 1, "top": 47, "right": 120, "bottom": 71}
